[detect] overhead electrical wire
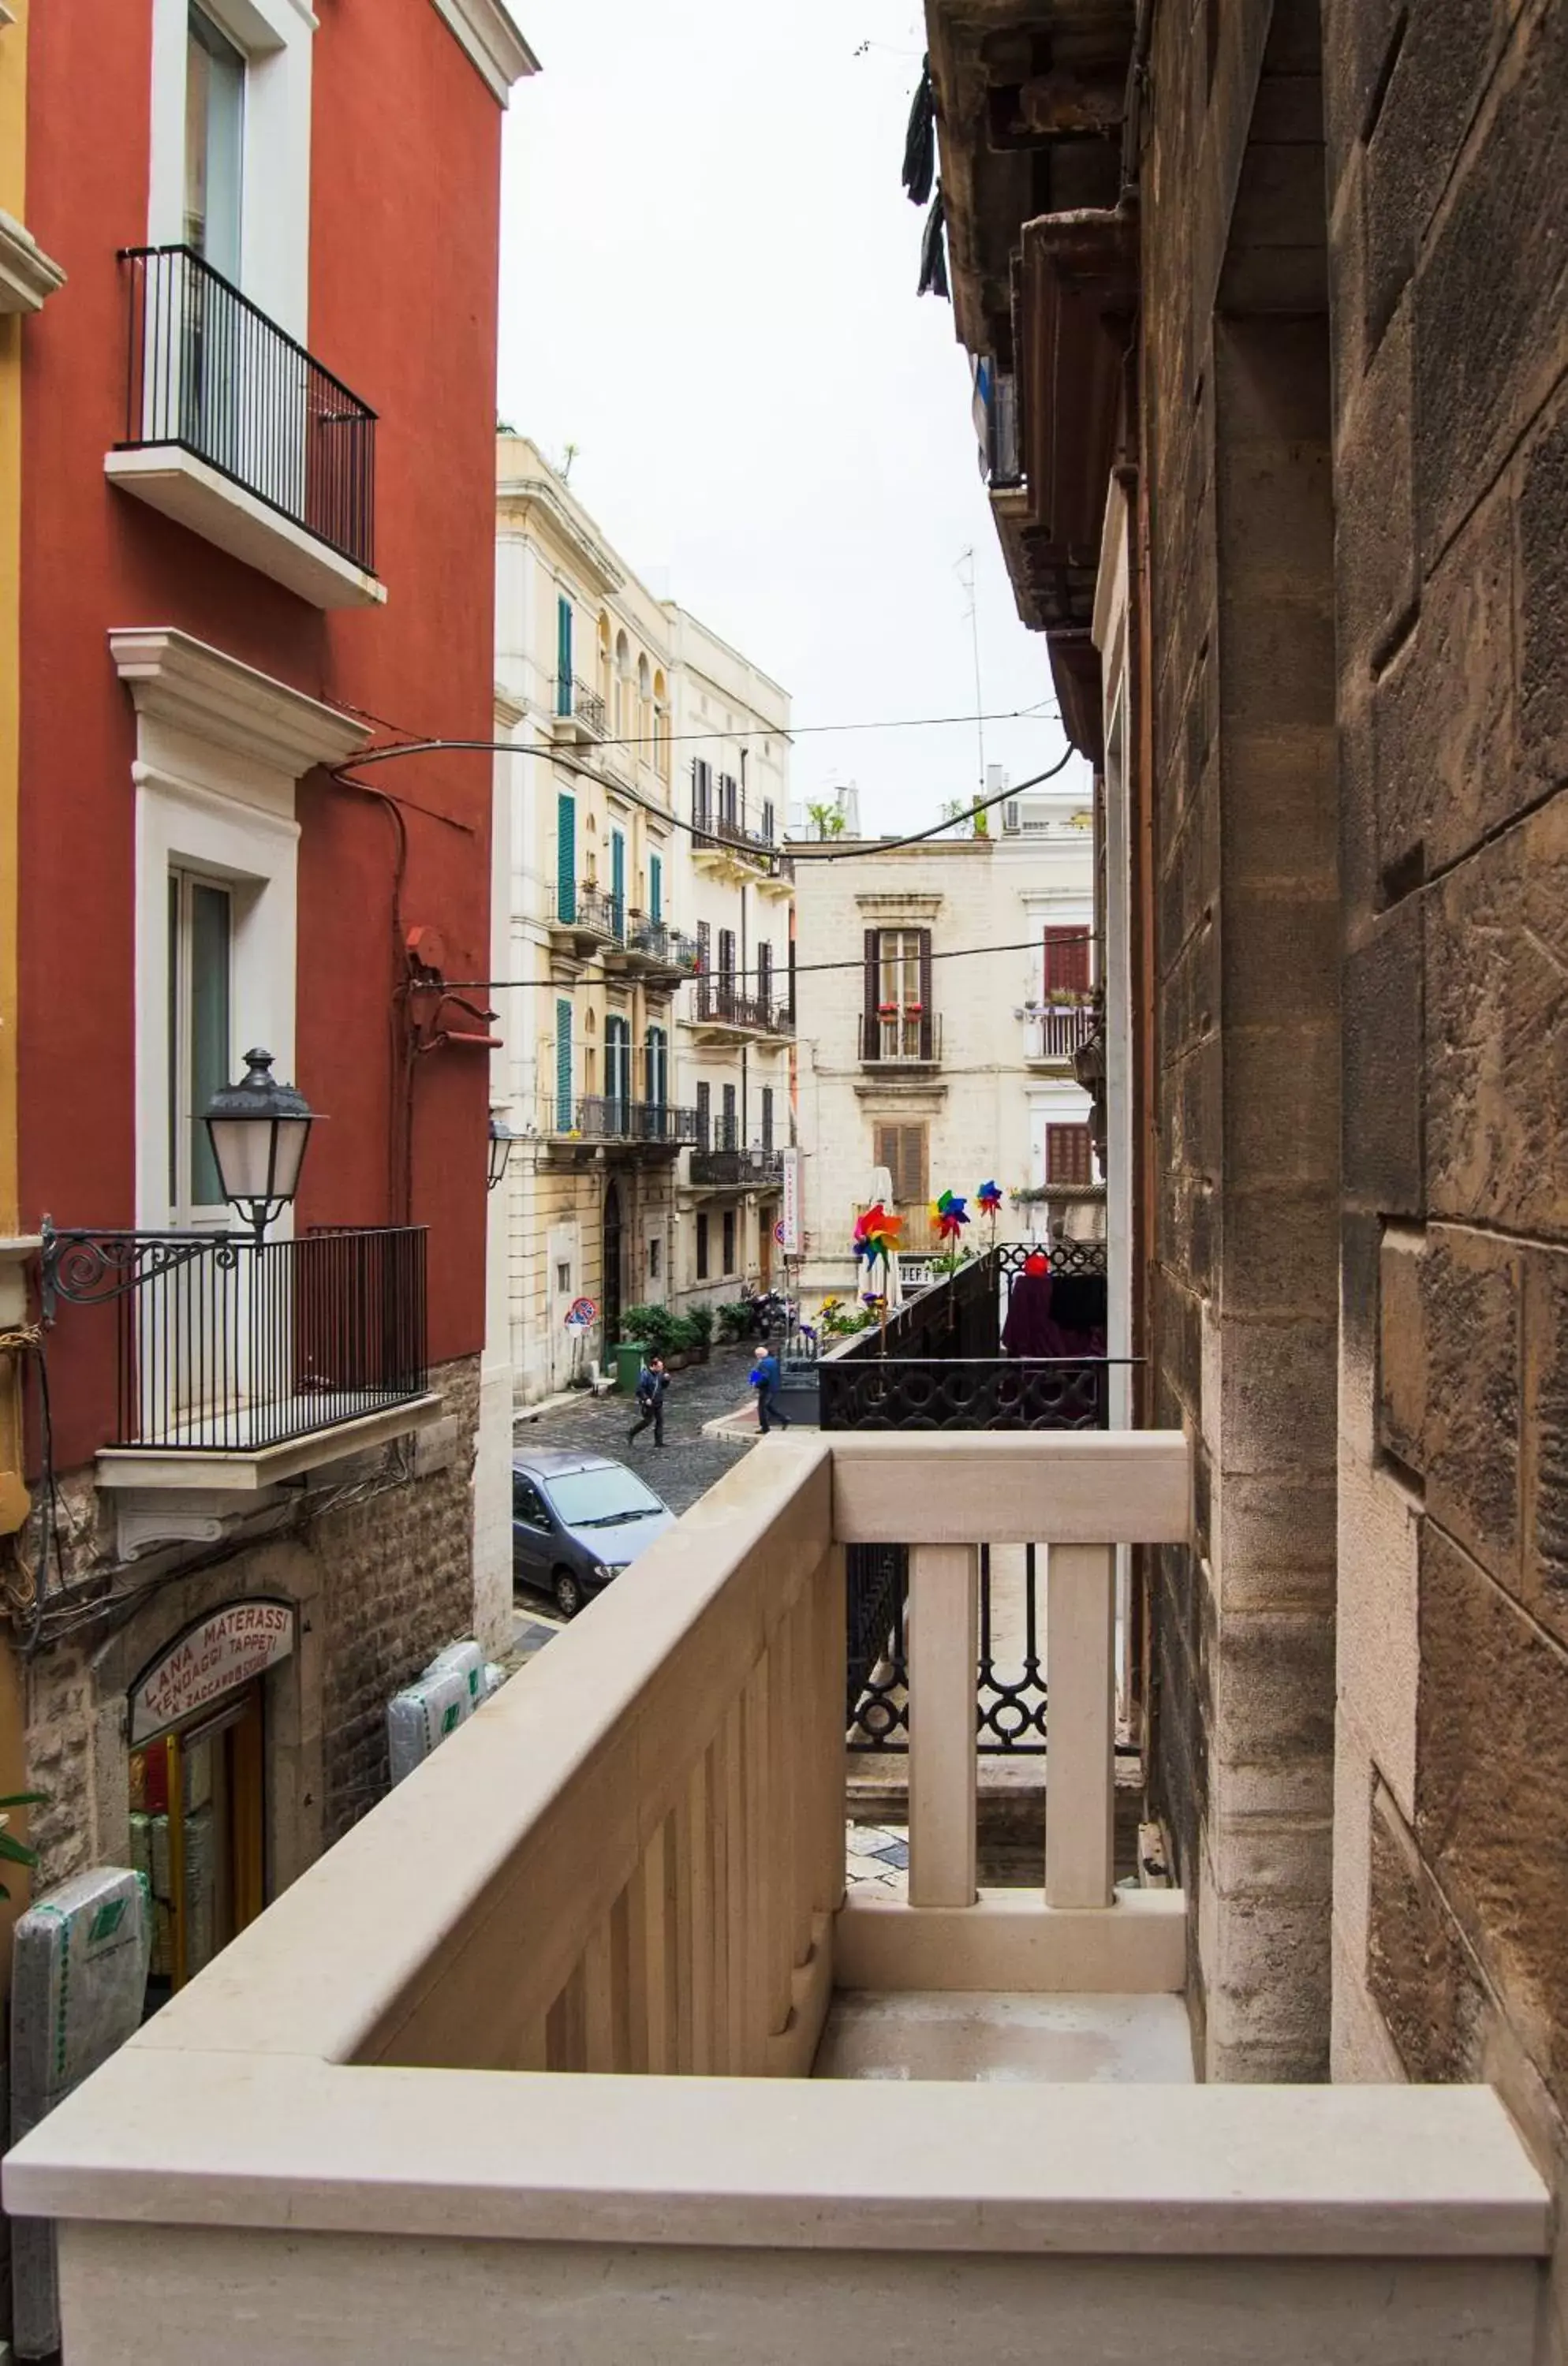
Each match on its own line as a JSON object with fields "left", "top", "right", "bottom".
{"left": 435, "top": 931, "right": 1094, "bottom": 998}
{"left": 337, "top": 695, "right": 1058, "bottom": 759}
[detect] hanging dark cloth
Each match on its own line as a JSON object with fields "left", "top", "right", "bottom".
{"left": 918, "top": 185, "right": 950, "bottom": 300}
{"left": 1002, "top": 1271, "right": 1064, "bottom": 1359}
{"left": 903, "top": 55, "right": 935, "bottom": 206}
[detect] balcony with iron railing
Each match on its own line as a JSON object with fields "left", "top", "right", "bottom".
{"left": 602, "top": 916, "right": 701, "bottom": 987}
{"left": 541, "top": 1096, "right": 700, "bottom": 1156}
{"left": 9, "top": 1427, "right": 1547, "bottom": 2363}
{"left": 547, "top": 882, "right": 620, "bottom": 957}
{"left": 688, "top": 1139, "right": 785, "bottom": 1190}
{"left": 691, "top": 791, "right": 794, "bottom": 891}
{"left": 550, "top": 675, "right": 608, "bottom": 743}
{"left": 106, "top": 245, "right": 383, "bottom": 610}
{"left": 42, "top": 1225, "right": 435, "bottom": 1491}
{"left": 689, "top": 980, "right": 795, "bottom": 1041}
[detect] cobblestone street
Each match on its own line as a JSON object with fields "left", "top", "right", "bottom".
{"left": 508, "top": 1345, "right": 763, "bottom": 1657}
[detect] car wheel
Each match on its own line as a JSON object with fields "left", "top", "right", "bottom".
{"left": 553, "top": 1566, "right": 583, "bottom": 1620}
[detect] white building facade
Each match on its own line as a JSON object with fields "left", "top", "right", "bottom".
{"left": 491, "top": 441, "right": 793, "bottom": 1399}
{"left": 793, "top": 775, "right": 1097, "bottom": 1304}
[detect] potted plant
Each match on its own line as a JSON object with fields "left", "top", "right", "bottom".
{"left": 685, "top": 1304, "right": 715, "bottom": 1362}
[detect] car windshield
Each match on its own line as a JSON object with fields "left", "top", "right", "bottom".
{"left": 544, "top": 1467, "right": 665, "bottom": 1528}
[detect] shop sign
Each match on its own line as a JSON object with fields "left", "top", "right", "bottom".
{"left": 780, "top": 1147, "right": 801, "bottom": 1255}
{"left": 129, "top": 1600, "right": 295, "bottom": 1745}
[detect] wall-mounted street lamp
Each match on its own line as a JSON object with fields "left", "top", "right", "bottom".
{"left": 203, "top": 1050, "right": 317, "bottom": 1239}
{"left": 39, "top": 1047, "right": 317, "bottom": 1320}
{"left": 488, "top": 1110, "right": 521, "bottom": 1192}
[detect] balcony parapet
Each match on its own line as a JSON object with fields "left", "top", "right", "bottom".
{"left": 2, "top": 1429, "right": 1551, "bottom": 2363}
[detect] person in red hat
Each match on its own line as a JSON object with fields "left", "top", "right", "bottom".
{"left": 1002, "top": 1249, "right": 1067, "bottom": 1357}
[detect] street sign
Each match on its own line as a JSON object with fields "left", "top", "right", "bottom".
{"left": 564, "top": 1297, "right": 597, "bottom": 1330}
{"left": 780, "top": 1147, "right": 801, "bottom": 1255}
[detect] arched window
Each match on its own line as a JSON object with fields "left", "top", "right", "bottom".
{"left": 644, "top": 1024, "right": 667, "bottom": 1112}
{"left": 596, "top": 614, "right": 612, "bottom": 704}
{"left": 637, "top": 654, "right": 653, "bottom": 766}
{"left": 605, "top": 1013, "right": 632, "bottom": 1129}
{"left": 614, "top": 629, "right": 631, "bottom": 738}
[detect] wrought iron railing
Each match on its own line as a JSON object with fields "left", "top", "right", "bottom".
{"left": 553, "top": 883, "right": 620, "bottom": 939}
{"left": 43, "top": 1226, "right": 426, "bottom": 1454}
{"left": 573, "top": 1099, "right": 700, "bottom": 1146}
{"left": 552, "top": 677, "right": 607, "bottom": 735}
{"left": 693, "top": 981, "right": 793, "bottom": 1032}
{"left": 821, "top": 1354, "right": 1108, "bottom": 1431}
{"left": 622, "top": 919, "right": 700, "bottom": 974}
{"left": 847, "top": 1542, "right": 1062, "bottom": 1754}
{"left": 117, "top": 245, "right": 377, "bottom": 573}
{"left": 689, "top": 1144, "right": 784, "bottom": 1189}
{"left": 691, "top": 789, "right": 790, "bottom": 879}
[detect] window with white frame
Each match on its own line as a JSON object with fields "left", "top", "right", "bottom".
{"left": 167, "top": 870, "right": 235, "bottom": 1214}
{"left": 185, "top": 6, "right": 245, "bottom": 281}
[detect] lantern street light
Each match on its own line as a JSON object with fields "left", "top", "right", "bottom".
{"left": 488, "top": 1110, "right": 521, "bottom": 1192}
{"left": 203, "top": 1049, "right": 317, "bottom": 1240}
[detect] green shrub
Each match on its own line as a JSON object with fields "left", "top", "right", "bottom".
{"left": 622, "top": 1302, "right": 681, "bottom": 1359}
{"left": 715, "top": 1301, "right": 752, "bottom": 1344}
{"left": 685, "top": 1304, "right": 715, "bottom": 1345}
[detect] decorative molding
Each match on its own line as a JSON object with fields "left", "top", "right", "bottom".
{"left": 428, "top": 0, "right": 539, "bottom": 105}
{"left": 493, "top": 683, "right": 528, "bottom": 731}
{"left": 496, "top": 473, "right": 626, "bottom": 598}
{"left": 109, "top": 629, "right": 368, "bottom": 777}
{"left": 0, "top": 208, "right": 66, "bottom": 315}
{"left": 853, "top": 892, "right": 944, "bottom": 920}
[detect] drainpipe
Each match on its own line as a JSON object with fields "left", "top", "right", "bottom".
{"left": 1120, "top": 0, "right": 1157, "bottom": 198}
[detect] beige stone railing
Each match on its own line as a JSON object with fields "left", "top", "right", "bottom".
{"left": 4, "top": 1434, "right": 1552, "bottom": 2366}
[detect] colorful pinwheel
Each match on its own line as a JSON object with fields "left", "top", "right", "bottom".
{"left": 976, "top": 1180, "right": 1003, "bottom": 1216}
{"left": 853, "top": 1200, "right": 902, "bottom": 1276}
{"left": 931, "top": 1189, "right": 970, "bottom": 1245}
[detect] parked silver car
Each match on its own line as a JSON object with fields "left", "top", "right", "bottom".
{"left": 511, "top": 1450, "right": 675, "bottom": 1619}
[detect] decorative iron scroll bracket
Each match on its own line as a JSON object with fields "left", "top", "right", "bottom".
{"left": 38, "top": 1221, "right": 238, "bottom": 1327}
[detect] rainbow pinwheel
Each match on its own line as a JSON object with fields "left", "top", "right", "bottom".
{"left": 931, "top": 1189, "right": 970, "bottom": 1245}
{"left": 976, "top": 1180, "right": 1003, "bottom": 1215}
{"left": 853, "top": 1200, "right": 903, "bottom": 1275}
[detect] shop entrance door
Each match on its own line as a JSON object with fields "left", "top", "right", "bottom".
{"left": 130, "top": 1681, "right": 265, "bottom": 2011}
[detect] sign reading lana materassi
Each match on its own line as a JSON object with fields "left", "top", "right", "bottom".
{"left": 129, "top": 1601, "right": 295, "bottom": 1745}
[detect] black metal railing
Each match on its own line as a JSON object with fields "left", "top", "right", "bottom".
{"left": 691, "top": 786, "right": 792, "bottom": 879}
{"left": 847, "top": 1542, "right": 1059, "bottom": 1755}
{"left": 621, "top": 919, "right": 700, "bottom": 975}
{"left": 689, "top": 1144, "right": 784, "bottom": 1189}
{"left": 821, "top": 1354, "right": 1109, "bottom": 1430}
{"left": 118, "top": 246, "right": 377, "bottom": 574}
{"left": 44, "top": 1226, "right": 425, "bottom": 1454}
{"left": 573, "top": 1098, "right": 700, "bottom": 1146}
{"left": 553, "top": 677, "right": 607, "bottom": 735}
{"left": 693, "top": 980, "right": 793, "bottom": 1033}
{"left": 554, "top": 883, "right": 620, "bottom": 939}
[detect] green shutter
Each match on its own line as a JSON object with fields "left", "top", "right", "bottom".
{"left": 555, "top": 998, "right": 573, "bottom": 1132}
{"left": 556, "top": 598, "right": 573, "bottom": 715}
{"left": 556, "top": 793, "right": 576, "bottom": 924}
{"left": 648, "top": 853, "right": 663, "bottom": 924}
{"left": 610, "top": 830, "right": 625, "bottom": 938}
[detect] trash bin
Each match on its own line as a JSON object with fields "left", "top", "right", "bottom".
{"left": 614, "top": 1341, "right": 648, "bottom": 1394}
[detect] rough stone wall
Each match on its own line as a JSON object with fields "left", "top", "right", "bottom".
{"left": 1323, "top": 0, "right": 1568, "bottom": 2320}
{"left": 21, "top": 1353, "right": 485, "bottom": 1883}
{"left": 1141, "top": 0, "right": 1341, "bottom": 2078}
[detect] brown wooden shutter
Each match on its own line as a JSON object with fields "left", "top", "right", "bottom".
{"left": 1046, "top": 1122, "right": 1093, "bottom": 1185}
{"left": 864, "top": 928, "right": 880, "bottom": 1060}
{"left": 903, "top": 1122, "right": 928, "bottom": 1207}
{"left": 1043, "top": 927, "right": 1091, "bottom": 994}
{"left": 917, "top": 929, "right": 934, "bottom": 1060}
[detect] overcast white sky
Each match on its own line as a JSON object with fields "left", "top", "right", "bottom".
{"left": 495, "top": 0, "right": 1088, "bottom": 836}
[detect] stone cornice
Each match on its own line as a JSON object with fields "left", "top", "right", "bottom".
{"left": 108, "top": 629, "right": 368, "bottom": 778}
{"left": 0, "top": 207, "right": 66, "bottom": 315}
{"left": 428, "top": 0, "right": 539, "bottom": 104}
{"left": 496, "top": 472, "right": 626, "bottom": 599}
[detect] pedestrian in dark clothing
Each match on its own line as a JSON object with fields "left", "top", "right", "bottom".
{"left": 1002, "top": 1251, "right": 1071, "bottom": 1358}
{"left": 751, "top": 1347, "right": 790, "bottom": 1434}
{"left": 628, "top": 1354, "right": 669, "bottom": 1447}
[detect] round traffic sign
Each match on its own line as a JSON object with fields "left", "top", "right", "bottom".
{"left": 564, "top": 1297, "right": 597, "bottom": 1330}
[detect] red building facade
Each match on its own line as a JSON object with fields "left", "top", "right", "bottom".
{"left": 8, "top": 0, "right": 533, "bottom": 1995}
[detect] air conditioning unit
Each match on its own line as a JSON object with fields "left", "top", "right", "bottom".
{"left": 1002, "top": 800, "right": 1021, "bottom": 834}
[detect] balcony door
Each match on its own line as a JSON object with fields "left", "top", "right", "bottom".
{"left": 185, "top": 4, "right": 245, "bottom": 284}
{"left": 605, "top": 1015, "right": 631, "bottom": 1136}
{"left": 867, "top": 927, "right": 931, "bottom": 1060}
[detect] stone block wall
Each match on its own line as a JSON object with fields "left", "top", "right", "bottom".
{"left": 1324, "top": 0, "right": 1568, "bottom": 2326}
{"left": 1141, "top": 0, "right": 1340, "bottom": 2078}
{"left": 21, "top": 1352, "right": 486, "bottom": 1887}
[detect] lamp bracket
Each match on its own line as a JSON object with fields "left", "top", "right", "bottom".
{"left": 38, "top": 1222, "right": 239, "bottom": 1327}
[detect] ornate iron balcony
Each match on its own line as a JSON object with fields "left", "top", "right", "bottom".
{"left": 44, "top": 1224, "right": 426, "bottom": 1454}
